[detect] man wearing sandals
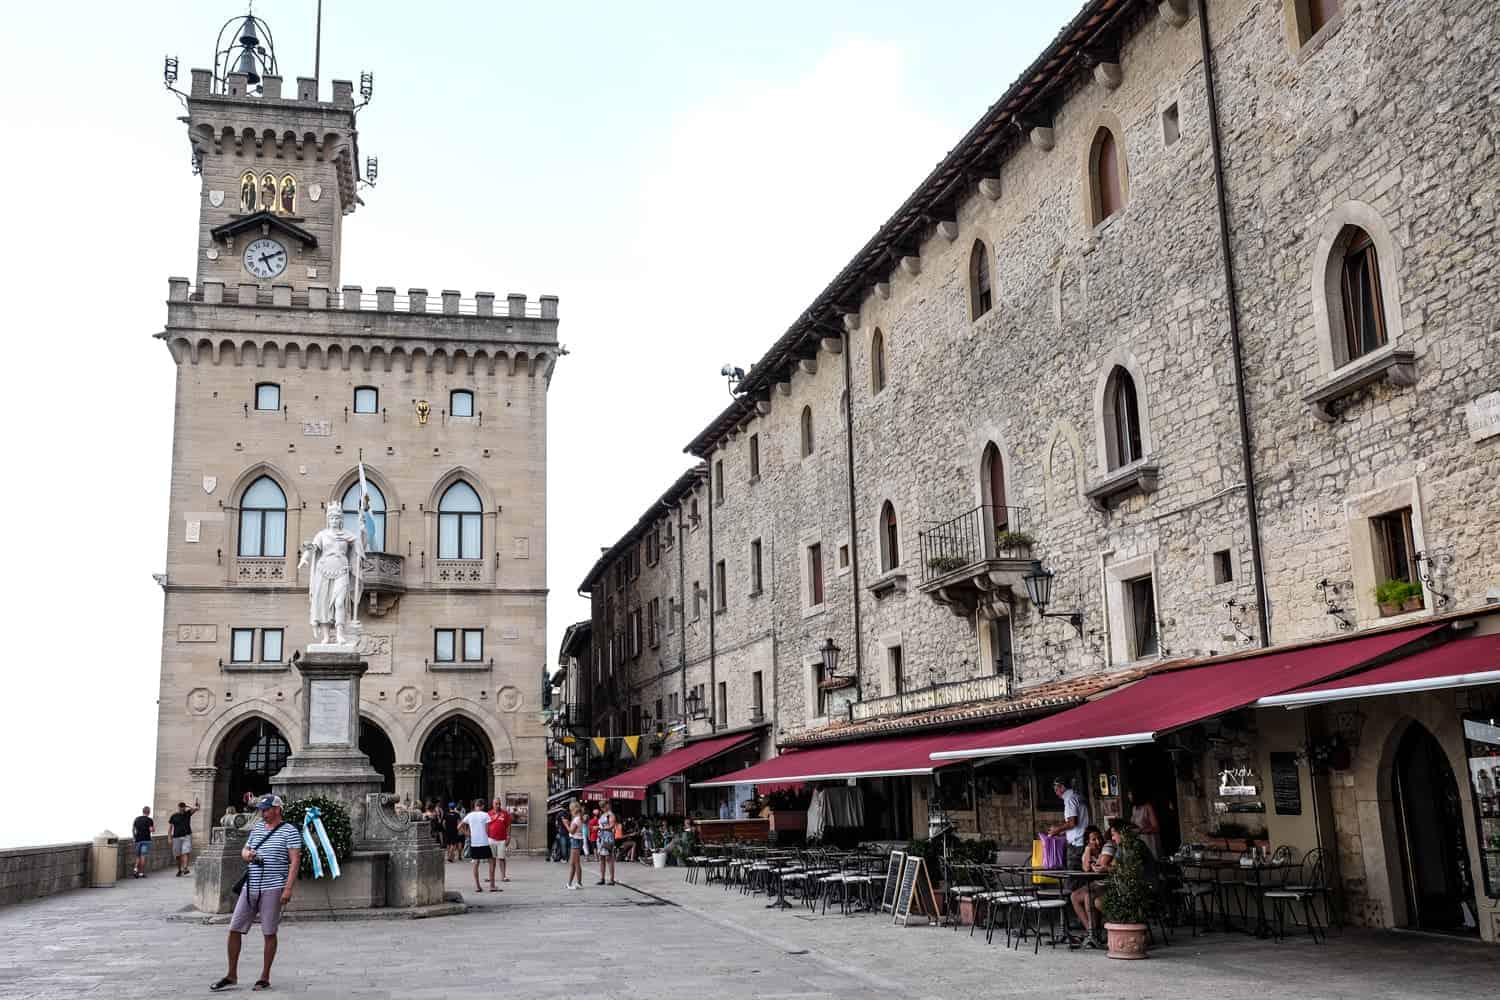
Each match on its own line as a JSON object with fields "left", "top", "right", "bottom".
{"left": 212, "top": 794, "right": 301, "bottom": 992}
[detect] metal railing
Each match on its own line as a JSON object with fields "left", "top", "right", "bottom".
{"left": 918, "top": 505, "right": 1030, "bottom": 583}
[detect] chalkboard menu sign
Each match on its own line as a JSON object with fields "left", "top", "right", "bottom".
{"left": 892, "top": 856, "right": 939, "bottom": 927}
{"left": 1270, "top": 752, "right": 1302, "bottom": 816}
{"left": 881, "top": 850, "right": 905, "bottom": 913}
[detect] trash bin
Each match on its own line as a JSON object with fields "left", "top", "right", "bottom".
{"left": 91, "top": 831, "right": 120, "bottom": 888}
{"left": 651, "top": 850, "right": 668, "bottom": 869}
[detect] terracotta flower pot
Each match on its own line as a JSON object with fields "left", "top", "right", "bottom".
{"left": 1104, "top": 922, "right": 1149, "bottom": 960}
{"left": 1401, "top": 596, "right": 1424, "bottom": 612}
{"left": 1377, "top": 602, "right": 1401, "bottom": 617}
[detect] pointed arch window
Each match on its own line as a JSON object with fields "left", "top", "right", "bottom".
{"left": 879, "top": 501, "right": 901, "bottom": 572}
{"left": 238, "top": 476, "right": 287, "bottom": 557}
{"left": 800, "top": 406, "right": 815, "bottom": 458}
{"left": 1090, "top": 127, "right": 1126, "bottom": 224}
{"left": 438, "top": 480, "right": 482, "bottom": 560}
{"left": 969, "top": 240, "right": 993, "bottom": 320}
{"left": 870, "top": 329, "right": 887, "bottom": 394}
{"left": 342, "top": 479, "right": 387, "bottom": 553}
{"left": 983, "top": 443, "right": 1009, "bottom": 533}
{"left": 1103, "top": 366, "right": 1144, "bottom": 470}
{"left": 1336, "top": 227, "right": 1388, "bottom": 363}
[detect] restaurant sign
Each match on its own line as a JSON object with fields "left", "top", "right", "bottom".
{"left": 1219, "top": 766, "right": 1259, "bottom": 796}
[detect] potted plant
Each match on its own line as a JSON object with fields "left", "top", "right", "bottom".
{"left": 1099, "top": 831, "right": 1151, "bottom": 960}
{"left": 927, "top": 554, "right": 967, "bottom": 574}
{"left": 1374, "top": 579, "right": 1425, "bottom": 616}
{"left": 993, "top": 529, "right": 1034, "bottom": 554}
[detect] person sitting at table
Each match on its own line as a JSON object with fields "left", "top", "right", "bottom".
{"left": 1072, "top": 820, "right": 1158, "bottom": 946}
{"left": 1079, "top": 826, "right": 1107, "bottom": 874}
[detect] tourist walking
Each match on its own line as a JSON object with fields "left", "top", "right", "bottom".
{"left": 443, "top": 802, "right": 463, "bottom": 863}
{"left": 595, "top": 802, "right": 619, "bottom": 886}
{"left": 167, "top": 800, "right": 199, "bottom": 876}
{"left": 428, "top": 800, "right": 444, "bottom": 851}
{"left": 211, "top": 794, "right": 301, "bottom": 993}
{"left": 487, "top": 798, "right": 513, "bottom": 883}
{"left": 565, "top": 801, "right": 586, "bottom": 889}
{"left": 131, "top": 806, "right": 155, "bottom": 879}
{"left": 462, "top": 798, "right": 498, "bottom": 892}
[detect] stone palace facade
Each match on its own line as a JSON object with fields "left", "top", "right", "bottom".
{"left": 573, "top": 0, "right": 1500, "bottom": 939}
{"left": 151, "top": 56, "right": 559, "bottom": 846}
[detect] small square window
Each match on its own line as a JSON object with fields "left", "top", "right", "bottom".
{"left": 1126, "top": 575, "right": 1159, "bottom": 659}
{"left": 435, "top": 629, "right": 456, "bottom": 663}
{"left": 230, "top": 628, "right": 255, "bottom": 663}
{"left": 837, "top": 544, "right": 850, "bottom": 570}
{"left": 261, "top": 628, "right": 284, "bottom": 663}
{"left": 450, "top": 390, "right": 474, "bottom": 418}
{"left": 1162, "top": 103, "right": 1180, "bottom": 147}
{"left": 254, "top": 383, "right": 280, "bottom": 411}
{"left": 462, "top": 629, "right": 484, "bottom": 662}
{"left": 1212, "top": 549, "right": 1233, "bottom": 585}
{"left": 353, "top": 387, "right": 378, "bottom": 413}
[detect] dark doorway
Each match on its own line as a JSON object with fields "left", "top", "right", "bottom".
{"left": 419, "top": 716, "right": 492, "bottom": 807}
{"left": 214, "top": 717, "right": 290, "bottom": 815}
{"left": 1124, "top": 743, "right": 1182, "bottom": 859}
{"left": 359, "top": 718, "right": 396, "bottom": 793}
{"left": 1392, "top": 723, "right": 1477, "bottom": 933}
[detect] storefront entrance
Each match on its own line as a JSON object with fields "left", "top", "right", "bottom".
{"left": 1392, "top": 722, "right": 1477, "bottom": 933}
{"left": 420, "top": 715, "right": 492, "bottom": 807}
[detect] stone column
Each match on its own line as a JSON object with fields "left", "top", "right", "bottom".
{"left": 189, "top": 766, "right": 218, "bottom": 837}
{"left": 395, "top": 763, "right": 423, "bottom": 807}
{"left": 492, "top": 760, "right": 519, "bottom": 799}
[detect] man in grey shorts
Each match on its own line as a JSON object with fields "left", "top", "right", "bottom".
{"left": 212, "top": 795, "right": 301, "bottom": 992}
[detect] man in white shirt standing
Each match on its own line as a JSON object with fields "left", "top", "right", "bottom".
{"left": 1046, "top": 776, "right": 1090, "bottom": 877}
{"left": 461, "top": 798, "right": 497, "bottom": 893}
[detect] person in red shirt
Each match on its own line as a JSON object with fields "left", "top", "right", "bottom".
{"left": 487, "top": 799, "right": 513, "bottom": 883}
{"left": 587, "top": 808, "right": 601, "bottom": 858}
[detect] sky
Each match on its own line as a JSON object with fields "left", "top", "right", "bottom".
{"left": 0, "top": 0, "right": 1075, "bottom": 848}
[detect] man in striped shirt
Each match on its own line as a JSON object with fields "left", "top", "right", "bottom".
{"left": 213, "top": 795, "right": 301, "bottom": 993}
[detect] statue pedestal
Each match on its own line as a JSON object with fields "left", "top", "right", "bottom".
{"left": 187, "top": 649, "right": 453, "bottom": 919}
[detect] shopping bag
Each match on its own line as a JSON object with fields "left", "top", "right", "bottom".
{"left": 1032, "top": 835, "right": 1060, "bottom": 886}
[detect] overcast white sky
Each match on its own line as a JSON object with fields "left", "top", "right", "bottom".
{"left": 0, "top": 1, "right": 1072, "bottom": 848}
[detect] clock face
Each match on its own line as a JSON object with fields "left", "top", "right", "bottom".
{"left": 243, "top": 238, "right": 288, "bottom": 279}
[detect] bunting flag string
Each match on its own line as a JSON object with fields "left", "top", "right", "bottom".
{"left": 591, "top": 736, "right": 608, "bottom": 755}
{"left": 622, "top": 735, "right": 640, "bottom": 758}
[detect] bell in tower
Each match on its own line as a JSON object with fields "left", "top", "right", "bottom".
{"left": 214, "top": 8, "right": 277, "bottom": 94}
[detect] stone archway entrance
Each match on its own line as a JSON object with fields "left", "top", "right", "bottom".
{"left": 419, "top": 715, "right": 492, "bottom": 807}
{"left": 1391, "top": 722, "right": 1477, "bottom": 933}
{"left": 359, "top": 716, "right": 396, "bottom": 794}
{"left": 213, "top": 716, "right": 291, "bottom": 815}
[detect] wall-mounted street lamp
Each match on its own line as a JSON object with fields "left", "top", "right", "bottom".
{"left": 820, "top": 637, "right": 843, "bottom": 681}
{"left": 685, "top": 688, "right": 706, "bottom": 720}
{"left": 720, "top": 363, "right": 746, "bottom": 396}
{"left": 1022, "top": 561, "right": 1084, "bottom": 638}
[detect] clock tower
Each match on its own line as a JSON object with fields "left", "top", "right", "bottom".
{"left": 183, "top": 23, "right": 360, "bottom": 298}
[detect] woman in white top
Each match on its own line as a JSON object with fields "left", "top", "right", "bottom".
{"left": 565, "top": 801, "right": 586, "bottom": 890}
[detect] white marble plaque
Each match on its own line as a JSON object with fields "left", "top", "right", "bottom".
{"left": 309, "top": 679, "right": 352, "bottom": 745}
{"left": 1466, "top": 390, "right": 1500, "bottom": 442}
{"left": 302, "top": 420, "right": 333, "bottom": 437}
{"left": 185, "top": 520, "right": 201, "bottom": 542}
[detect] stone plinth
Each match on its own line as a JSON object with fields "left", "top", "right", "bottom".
{"left": 273, "top": 650, "right": 384, "bottom": 834}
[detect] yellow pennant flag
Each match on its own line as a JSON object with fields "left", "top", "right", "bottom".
{"left": 592, "top": 736, "right": 608, "bottom": 755}
{"left": 623, "top": 735, "right": 640, "bottom": 758}
{"left": 561, "top": 734, "right": 575, "bottom": 745}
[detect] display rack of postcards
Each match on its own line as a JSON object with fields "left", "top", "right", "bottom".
{"left": 1462, "top": 712, "right": 1500, "bottom": 899}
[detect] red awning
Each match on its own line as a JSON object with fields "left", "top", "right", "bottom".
{"left": 1256, "top": 632, "right": 1500, "bottom": 709}
{"left": 931, "top": 625, "right": 1442, "bottom": 763}
{"left": 692, "top": 731, "right": 959, "bottom": 788}
{"left": 581, "top": 731, "right": 759, "bottom": 801}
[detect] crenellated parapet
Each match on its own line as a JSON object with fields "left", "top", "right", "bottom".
{"left": 161, "top": 279, "right": 560, "bottom": 379}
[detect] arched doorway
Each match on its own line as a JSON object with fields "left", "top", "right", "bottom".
{"left": 213, "top": 717, "right": 291, "bottom": 815}
{"left": 359, "top": 717, "right": 396, "bottom": 794}
{"left": 1391, "top": 722, "right": 1477, "bottom": 933}
{"left": 419, "top": 715, "right": 492, "bottom": 807}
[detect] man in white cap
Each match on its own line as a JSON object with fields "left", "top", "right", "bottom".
{"left": 212, "top": 794, "right": 301, "bottom": 992}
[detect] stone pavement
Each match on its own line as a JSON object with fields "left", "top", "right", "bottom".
{"left": 0, "top": 855, "right": 1495, "bottom": 999}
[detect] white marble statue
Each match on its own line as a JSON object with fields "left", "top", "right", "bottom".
{"left": 298, "top": 502, "right": 366, "bottom": 646}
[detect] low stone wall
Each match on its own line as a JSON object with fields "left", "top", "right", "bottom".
{"left": 0, "top": 835, "right": 178, "bottom": 906}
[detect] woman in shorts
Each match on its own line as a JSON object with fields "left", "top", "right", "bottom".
{"left": 565, "top": 801, "right": 586, "bottom": 889}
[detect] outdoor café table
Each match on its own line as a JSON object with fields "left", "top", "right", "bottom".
{"left": 1004, "top": 867, "right": 1109, "bottom": 946}
{"left": 1176, "top": 857, "right": 1289, "bottom": 937}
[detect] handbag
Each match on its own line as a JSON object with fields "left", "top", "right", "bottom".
{"left": 232, "top": 822, "right": 285, "bottom": 896}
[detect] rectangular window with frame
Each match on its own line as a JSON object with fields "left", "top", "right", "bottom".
{"left": 837, "top": 544, "right": 850, "bottom": 570}
{"left": 749, "top": 434, "right": 760, "bottom": 480}
{"left": 231, "top": 628, "right": 255, "bottom": 663}
{"left": 667, "top": 597, "right": 677, "bottom": 634}
{"left": 460, "top": 628, "right": 483, "bottom": 662}
{"left": 254, "top": 382, "right": 280, "bottom": 411}
{"left": 717, "top": 681, "right": 727, "bottom": 727}
{"left": 646, "top": 525, "right": 659, "bottom": 566}
{"left": 714, "top": 460, "right": 725, "bottom": 504}
{"left": 434, "top": 629, "right": 456, "bottom": 663}
{"left": 807, "top": 543, "right": 825, "bottom": 607}
{"left": 693, "top": 583, "right": 702, "bottom": 621}
{"left": 261, "top": 628, "right": 284, "bottom": 663}
{"left": 1340, "top": 232, "right": 1387, "bottom": 363}
{"left": 655, "top": 698, "right": 663, "bottom": 725}
{"left": 647, "top": 597, "right": 660, "bottom": 648}
{"left": 353, "top": 386, "right": 378, "bottom": 414}
{"left": 989, "top": 617, "right": 1013, "bottom": 678}
{"left": 751, "top": 670, "right": 764, "bottom": 719}
{"left": 450, "top": 389, "right": 475, "bottom": 418}
{"left": 888, "top": 645, "right": 905, "bottom": 695}
{"left": 1371, "top": 507, "right": 1418, "bottom": 588}
{"left": 1125, "top": 575, "right": 1159, "bottom": 659}
{"left": 628, "top": 610, "right": 642, "bottom": 657}
{"left": 814, "top": 661, "right": 830, "bottom": 717}
{"left": 750, "top": 538, "right": 763, "bottom": 595}
{"left": 715, "top": 560, "right": 727, "bottom": 611}
{"left": 1212, "top": 549, "right": 1234, "bottom": 585}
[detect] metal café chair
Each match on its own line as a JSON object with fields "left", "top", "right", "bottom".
{"left": 1172, "top": 858, "right": 1221, "bottom": 937}
{"left": 1263, "top": 849, "right": 1329, "bottom": 943}
{"left": 1017, "top": 867, "right": 1069, "bottom": 954}
{"left": 944, "top": 861, "right": 986, "bottom": 932}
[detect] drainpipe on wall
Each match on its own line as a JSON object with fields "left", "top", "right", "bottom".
{"left": 1197, "top": 0, "right": 1271, "bottom": 647}
{"left": 707, "top": 468, "right": 718, "bottom": 732}
{"left": 673, "top": 502, "right": 688, "bottom": 740}
{"left": 840, "top": 330, "right": 865, "bottom": 701}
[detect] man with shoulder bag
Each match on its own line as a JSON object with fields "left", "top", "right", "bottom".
{"left": 212, "top": 795, "right": 301, "bottom": 993}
